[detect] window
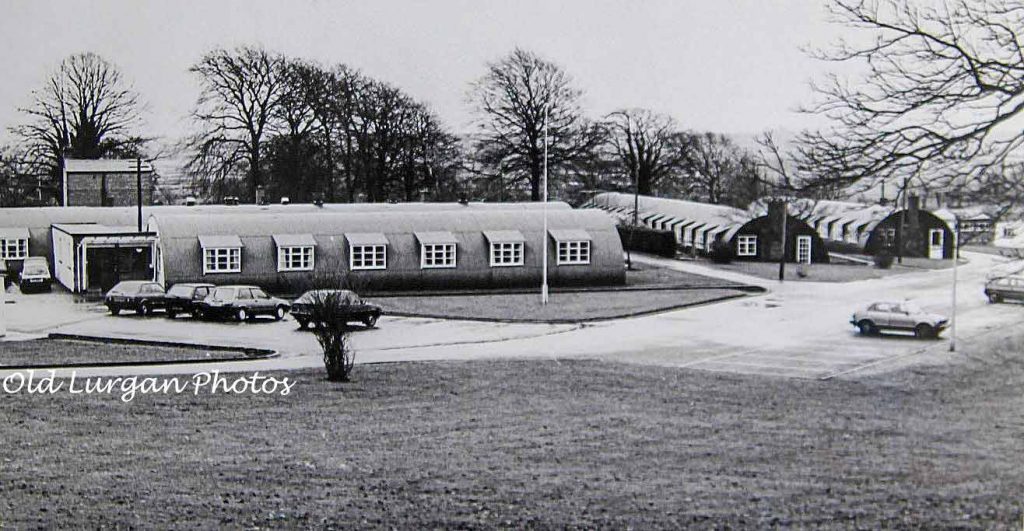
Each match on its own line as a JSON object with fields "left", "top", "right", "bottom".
{"left": 278, "top": 246, "right": 314, "bottom": 272}
{"left": 0, "top": 238, "right": 27, "bottom": 260}
{"left": 203, "top": 247, "right": 241, "bottom": 274}
{"left": 736, "top": 235, "right": 757, "bottom": 257}
{"left": 797, "top": 235, "right": 812, "bottom": 264}
{"left": 880, "top": 228, "right": 897, "bottom": 248}
{"left": 421, "top": 243, "right": 456, "bottom": 268}
{"left": 557, "top": 240, "right": 590, "bottom": 265}
{"left": 351, "top": 245, "right": 386, "bottom": 270}
{"left": 490, "top": 242, "right": 524, "bottom": 267}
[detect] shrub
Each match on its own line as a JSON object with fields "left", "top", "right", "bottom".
{"left": 617, "top": 225, "right": 676, "bottom": 257}
{"left": 309, "top": 290, "right": 356, "bottom": 382}
{"left": 709, "top": 240, "right": 735, "bottom": 263}
{"left": 874, "top": 250, "right": 895, "bottom": 269}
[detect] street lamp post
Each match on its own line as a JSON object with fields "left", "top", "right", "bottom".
{"left": 541, "top": 106, "right": 549, "bottom": 305}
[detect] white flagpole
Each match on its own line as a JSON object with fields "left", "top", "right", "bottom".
{"left": 542, "top": 105, "right": 549, "bottom": 305}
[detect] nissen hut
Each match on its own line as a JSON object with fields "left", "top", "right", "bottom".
{"left": 148, "top": 208, "right": 625, "bottom": 291}
{"left": 585, "top": 192, "right": 829, "bottom": 263}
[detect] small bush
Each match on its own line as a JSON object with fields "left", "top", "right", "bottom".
{"left": 709, "top": 240, "right": 735, "bottom": 264}
{"left": 309, "top": 290, "right": 356, "bottom": 382}
{"left": 874, "top": 250, "right": 895, "bottom": 269}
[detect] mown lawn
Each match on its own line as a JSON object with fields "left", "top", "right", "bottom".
{"left": 0, "top": 338, "right": 248, "bottom": 367}
{"left": 1, "top": 340, "right": 1023, "bottom": 528}
{"left": 378, "top": 288, "right": 745, "bottom": 322}
{"left": 705, "top": 257, "right": 956, "bottom": 282}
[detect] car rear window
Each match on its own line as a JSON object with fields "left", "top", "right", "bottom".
{"left": 168, "top": 285, "right": 193, "bottom": 296}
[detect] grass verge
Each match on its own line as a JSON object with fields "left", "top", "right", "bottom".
{"left": 378, "top": 288, "right": 746, "bottom": 322}
{"left": 0, "top": 338, "right": 253, "bottom": 368}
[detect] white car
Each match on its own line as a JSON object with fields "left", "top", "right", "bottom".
{"left": 850, "top": 301, "right": 949, "bottom": 339}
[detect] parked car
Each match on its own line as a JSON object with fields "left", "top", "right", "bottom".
{"left": 164, "top": 282, "right": 216, "bottom": 318}
{"left": 18, "top": 257, "right": 52, "bottom": 293}
{"left": 198, "top": 285, "right": 289, "bottom": 321}
{"left": 105, "top": 280, "right": 166, "bottom": 315}
{"left": 850, "top": 300, "right": 949, "bottom": 339}
{"left": 0, "top": 259, "right": 9, "bottom": 289}
{"left": 984, "top": 276, "right": 1024, "bottom": 303}
{"left": 290, "top": 289, "right": 383, "bottom": 329}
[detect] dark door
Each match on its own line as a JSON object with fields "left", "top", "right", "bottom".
{"left": 86, "top": 245, "right": 153, "bottom": 293}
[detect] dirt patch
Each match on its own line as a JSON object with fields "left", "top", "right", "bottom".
{"left": 0, "top": 338, "right": 256, "bottom": 368}
{"left": 1, "top": 347, "right": 1023, "bottom": 527}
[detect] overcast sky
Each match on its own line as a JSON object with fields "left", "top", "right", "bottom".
{"left": 0, "top": 0, "right": 841, "bottom": 146}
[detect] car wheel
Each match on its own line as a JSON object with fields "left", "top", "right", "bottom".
{"left": 914, "top": 323, "right": 934, "bottom": 339}
{"left": 274, "top": 306, "right": 286, "bottom": 321}
{"left": 857, "top": 320, "right": 876, "bottom": 336}
{"left": 236, "top": 308, "right": 248, "bottom": 322}
{"left": 139, "top": 302, "right": 151, "bottom": 316}
{"left": 363, "top": 314, "right": 379, "bottom": 328}
{"left": 296, "top": 318, "right": 309, "bottom": 330}
{"left": 109, "top": 307, "right": 121, "bottom": 316}
{"left": 988, "top": 293, "right": 1002, "bottom": 304}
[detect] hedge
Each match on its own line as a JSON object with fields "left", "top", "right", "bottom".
{"left": 617, "top": 225, "right": 677, "bottom": 258}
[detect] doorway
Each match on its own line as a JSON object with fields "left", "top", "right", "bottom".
{"left": 928, "top": 229, "right": 945, "bottom": 259}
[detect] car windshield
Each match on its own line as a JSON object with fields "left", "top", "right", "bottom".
{"left": 211, "top": 288, "right": 234, "bottom": 299}
{"left": 110, "top": 282, "right": 144, "bottom": 294}
{"left": 22, "top": 265, "right": 48, "bottom": 276}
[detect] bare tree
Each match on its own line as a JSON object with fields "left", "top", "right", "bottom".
{"left": 603, "top": 109, "right": 686, "bottom": 196}
{"left": 186, "top": 47, "right": 283, "bottom": 201}
{"left": 12, "top": 52, "right": 147, "bottom": 202}
{"left": 470, "top": 48, "right": 603, "bottom": 201}
{"left": 800, "top": 0, "right": 1024, "bottom": 208}
{"left": 682, "top": 132, "right": 763, "bottom": 208}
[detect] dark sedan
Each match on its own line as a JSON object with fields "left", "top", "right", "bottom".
{"left": 290, "top": 289, "right": 382, "bottom": 329}
{"left": 105, "top": 281, "right": 166, "bottom": 316}
{"left": 164, "top": 283, "right": 215, "bottom": 318}
{"left": 198, "top": 285, "right": 290, "bottom": 321}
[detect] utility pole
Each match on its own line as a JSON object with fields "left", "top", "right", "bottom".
{"left": 778, "top": 199, "right": 787, "bottom": 282}
{"left": 950, "top": 223, "right": 959, "bottom": 352}
{"left": 136, "top": 157, "right": 143, "bottom": 232}
{"left": 541, "top": 105, "right": 549, "bottom": 305}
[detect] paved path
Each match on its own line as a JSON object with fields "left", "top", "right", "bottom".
{"left": 1, "top": 252, "right": 1018, "bottom": 380}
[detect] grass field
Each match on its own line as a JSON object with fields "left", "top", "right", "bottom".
{"left": 1, "top": 338, "right": 1023, "bottom": 528}
{"left": 0, "top": 338, "right": 248, "bottom": 367}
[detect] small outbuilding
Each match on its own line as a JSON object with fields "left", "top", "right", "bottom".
{"left": 51, "top": 224, "right": 158, "bottom": 293}
{"left": 584, "top": 192, "right": 829, "bottom": 263}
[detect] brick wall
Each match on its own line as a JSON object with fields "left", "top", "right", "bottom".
{"left": 66, "top": 172, "right": 155, "bottom": 207}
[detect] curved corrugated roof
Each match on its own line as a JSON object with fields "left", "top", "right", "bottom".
{"left": 584, "top": 192, "right": 750, "bottom": 234}
{"left": 149, "top": 208, "right": 609, "bottom": 240}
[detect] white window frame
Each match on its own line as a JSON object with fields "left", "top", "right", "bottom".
{"left": 420, "top": 243, "right": 457, "bottom": 269}
{"left": 797, "top": 235, "right": 812, "bottom": 264}
{"left": 350, "top": 244, "right": 386, "bottom": 270}
{"left": 203, "top": 247, "right": 241, "bottom": 274}
{"left": 277, "top": 245, "right": 314, "bottom": 272}
{"left": 736, "top": 235, "right": 757, "bottom": 257}
{"left": 0, "top": 238, "right": 28, "bottom": 260}
{"left": 490, "top": 241, "right": 524, "bottom": 267}
{"left": 556, "top": 240, "right": 590, "bottom": 265}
